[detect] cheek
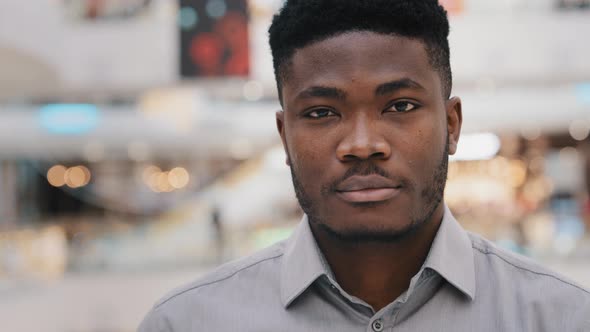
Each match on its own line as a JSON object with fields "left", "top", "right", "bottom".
{"left": 287, "top": 130, "right": 328, "bottom": 174}
{"left": 287, "top": 124, "right": 334, "bottom": 172}
{"left": 400, "top": 119, "right": 445, "bottom": 169}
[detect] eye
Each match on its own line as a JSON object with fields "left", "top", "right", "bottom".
{"left": 305, "top": 108, "right": 336, "bottom": 119}
{"left": 386, "top": 101, "right": 419, "bottom": 113}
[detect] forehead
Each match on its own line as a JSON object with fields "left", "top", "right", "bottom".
{"left": 282, "top": 31, "right": 440, "bottom": 102}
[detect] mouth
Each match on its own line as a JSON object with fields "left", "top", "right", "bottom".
{"left": 334, "top": 175, "right": 402, "bottom": 203}
{"left": 336, "top": 187, "right": 401, "bottom": 203}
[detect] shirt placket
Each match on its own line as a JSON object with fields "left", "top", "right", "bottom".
{"left": 319, "top": 277, "right": 403, "bottom": 332}
{"left": 318, "top": 270, "right": 440, "bottom": 332}
{"left": 366, "top": 270, "right": 438, "bottom": 332}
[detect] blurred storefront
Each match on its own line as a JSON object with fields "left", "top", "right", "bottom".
{"left": 447, "top": 132, "right": 590, "bottom": 255}
{"left": 0, "top": 0, "right": 588, "bottom": 286}
{"left": 0, "top": 1, "right": 589, "bottom": 331}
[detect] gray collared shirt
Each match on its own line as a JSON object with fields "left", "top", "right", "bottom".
{"left": 139, "top": 206, "right": 590, "bottom": 331}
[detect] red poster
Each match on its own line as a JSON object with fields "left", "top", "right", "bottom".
{"left": 180, "top": 0, "right": 250, "bottom": 78}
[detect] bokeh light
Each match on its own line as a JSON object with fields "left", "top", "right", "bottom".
{"left": 521, "top": 127, "right": 541, "bottom": 141}
{"left": 206, "top": 0, "right": 227, "bottom": 18}
{"left": 569, "top": 120, "right": 590, "bottom": 141}
{"left": 168, "top": 167, "right": 190, "bottom": 189}
{"left": 157, "top": 172, "right": 174, "bottom": 193}
{"left": 142, "top": 165, "right": 162, "bottom": 184}
{"left": 65, "top": 166, "right": 91, "bottom": 188}
{"left": 178, "top": 6, "right": 199, "bottom": 30}
{"left": 143, "top": 166, "right": 190, "bottom": 193}
{"left": 48, "top": 165, "right": 92, "bottom": 189}
{"left": 47, "top": 165, "right": 67, "bottom": 187}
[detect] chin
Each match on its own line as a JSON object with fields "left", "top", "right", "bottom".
{"left": 314, "top": 215, "right": 420, "bottom": 244}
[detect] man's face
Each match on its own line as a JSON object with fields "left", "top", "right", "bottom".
{"left": 276, "top": 31, "right": 462, "bottom": 242}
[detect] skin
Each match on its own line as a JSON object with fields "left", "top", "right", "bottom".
{"left": 276, "top": 31, "right": 462, "bottom": 311}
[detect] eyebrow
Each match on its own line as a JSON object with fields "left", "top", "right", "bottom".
{"left": 294, "top": 78, "right": 425, "bottom": 101}
{"left": 295, "top": 86, "right": 347, "bottom": 101}
{"left": 375, "top": 78, "right": 425, "bottom": 96}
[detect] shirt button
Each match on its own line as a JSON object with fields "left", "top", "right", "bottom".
{"left": 371, "top": 319, "right": 384, "bottom": 332}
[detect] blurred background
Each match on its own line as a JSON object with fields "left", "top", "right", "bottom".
{"left": 0, "top": 0, "right": 589, "bottom": 331}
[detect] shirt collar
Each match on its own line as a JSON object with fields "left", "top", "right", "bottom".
{"left": 423, "top": 204, "right": 476, "bottom": 301}
{"left": 280, "top": 205, "right": 476, "bottom": 308}
{"left": 280, "top": 215, "right": 329, "bottom": 307}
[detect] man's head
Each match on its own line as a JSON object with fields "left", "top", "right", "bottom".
{"left": 269, "top": 0, "right": 453, "bottom": 104}
{"left": 270, "top": 0, "right": 462, "bottom": 243}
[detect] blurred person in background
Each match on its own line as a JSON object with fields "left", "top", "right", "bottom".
{"left": 139, "top": 1, "right": 590, "bottom": 331}
{"left": 210, "top": 205, "right": 224, "bottom": 264}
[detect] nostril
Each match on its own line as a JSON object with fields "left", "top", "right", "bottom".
{"left": 342, "top": 151, "right": 386, "bottom": 162}
{"left": 336, "top": 137, "right": 391, "bottom": 161}
{"left": 371, "top": 152, "right": 386, "bottom": 159}
{"left": 342, "top": 154, "right": 360, "bottom": 162}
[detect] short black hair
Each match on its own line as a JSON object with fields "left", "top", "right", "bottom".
{"left": 268, "top": 0, "right": 452, "bottom": 101}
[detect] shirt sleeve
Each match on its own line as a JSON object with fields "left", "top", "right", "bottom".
{"left": 137, "top": 307, "right": 173, "bottom": 332}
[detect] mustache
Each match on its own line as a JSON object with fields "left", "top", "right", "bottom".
{"left": 321, "top": 162, "right": 406, "bottom": 195}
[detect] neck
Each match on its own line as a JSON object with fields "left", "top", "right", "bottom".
{"left": 311, "top": 205, "right": 444, "bottom": 312}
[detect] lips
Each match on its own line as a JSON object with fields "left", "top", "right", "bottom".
{"left": 335, "top": 175, "right": 401, "bottom": 203}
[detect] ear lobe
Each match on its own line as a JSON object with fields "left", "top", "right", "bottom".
{"left": 446, "top": 97, "right": 463, "bottom": 155}
{"left": 276, "top": 110, "right": 285, "bottom": 135}
{"left": 449, "top": 139, "right": 457, "bottom": 155}
{"left": 276, "top": 110, "right": 291, "bottom": 166}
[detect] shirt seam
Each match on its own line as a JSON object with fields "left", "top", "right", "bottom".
{"left": 471, "top": 244, "right": 590, "bottom": 295}
{"left": 155, "top": 251, "right": 285, "bottom": 309}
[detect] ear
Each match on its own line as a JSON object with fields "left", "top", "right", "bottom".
{"left": 446, "top": 97, "right": 463, "bottom": 155}
{"left": 276, "top": 110, "right": 291, "bottom": 166}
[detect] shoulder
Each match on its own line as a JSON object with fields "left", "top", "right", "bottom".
{"left": 154, "top": 240, "right": 286, "bottom": 309}
{"left": 138, "top": 241, "right": 288, "bottom": 331}
{"left": 467, "top": 232, "right": 590, "bottom": 329}
{"left": 468, "top": 231, "right": 590, "bottom": 297}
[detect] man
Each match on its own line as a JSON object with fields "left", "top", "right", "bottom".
{"left": 139, "top": 1, "right": 590, "bottom": 331}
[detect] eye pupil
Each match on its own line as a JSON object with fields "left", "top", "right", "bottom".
{"left": 311, "top": 109, "right": 332, "bottom": 118}
{"left": 395, "top": 102, "right": 410, "bottom": 112}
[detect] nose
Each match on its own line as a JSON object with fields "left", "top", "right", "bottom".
{"left": 336, "top": 115, "right": 391, "bottom": 162}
